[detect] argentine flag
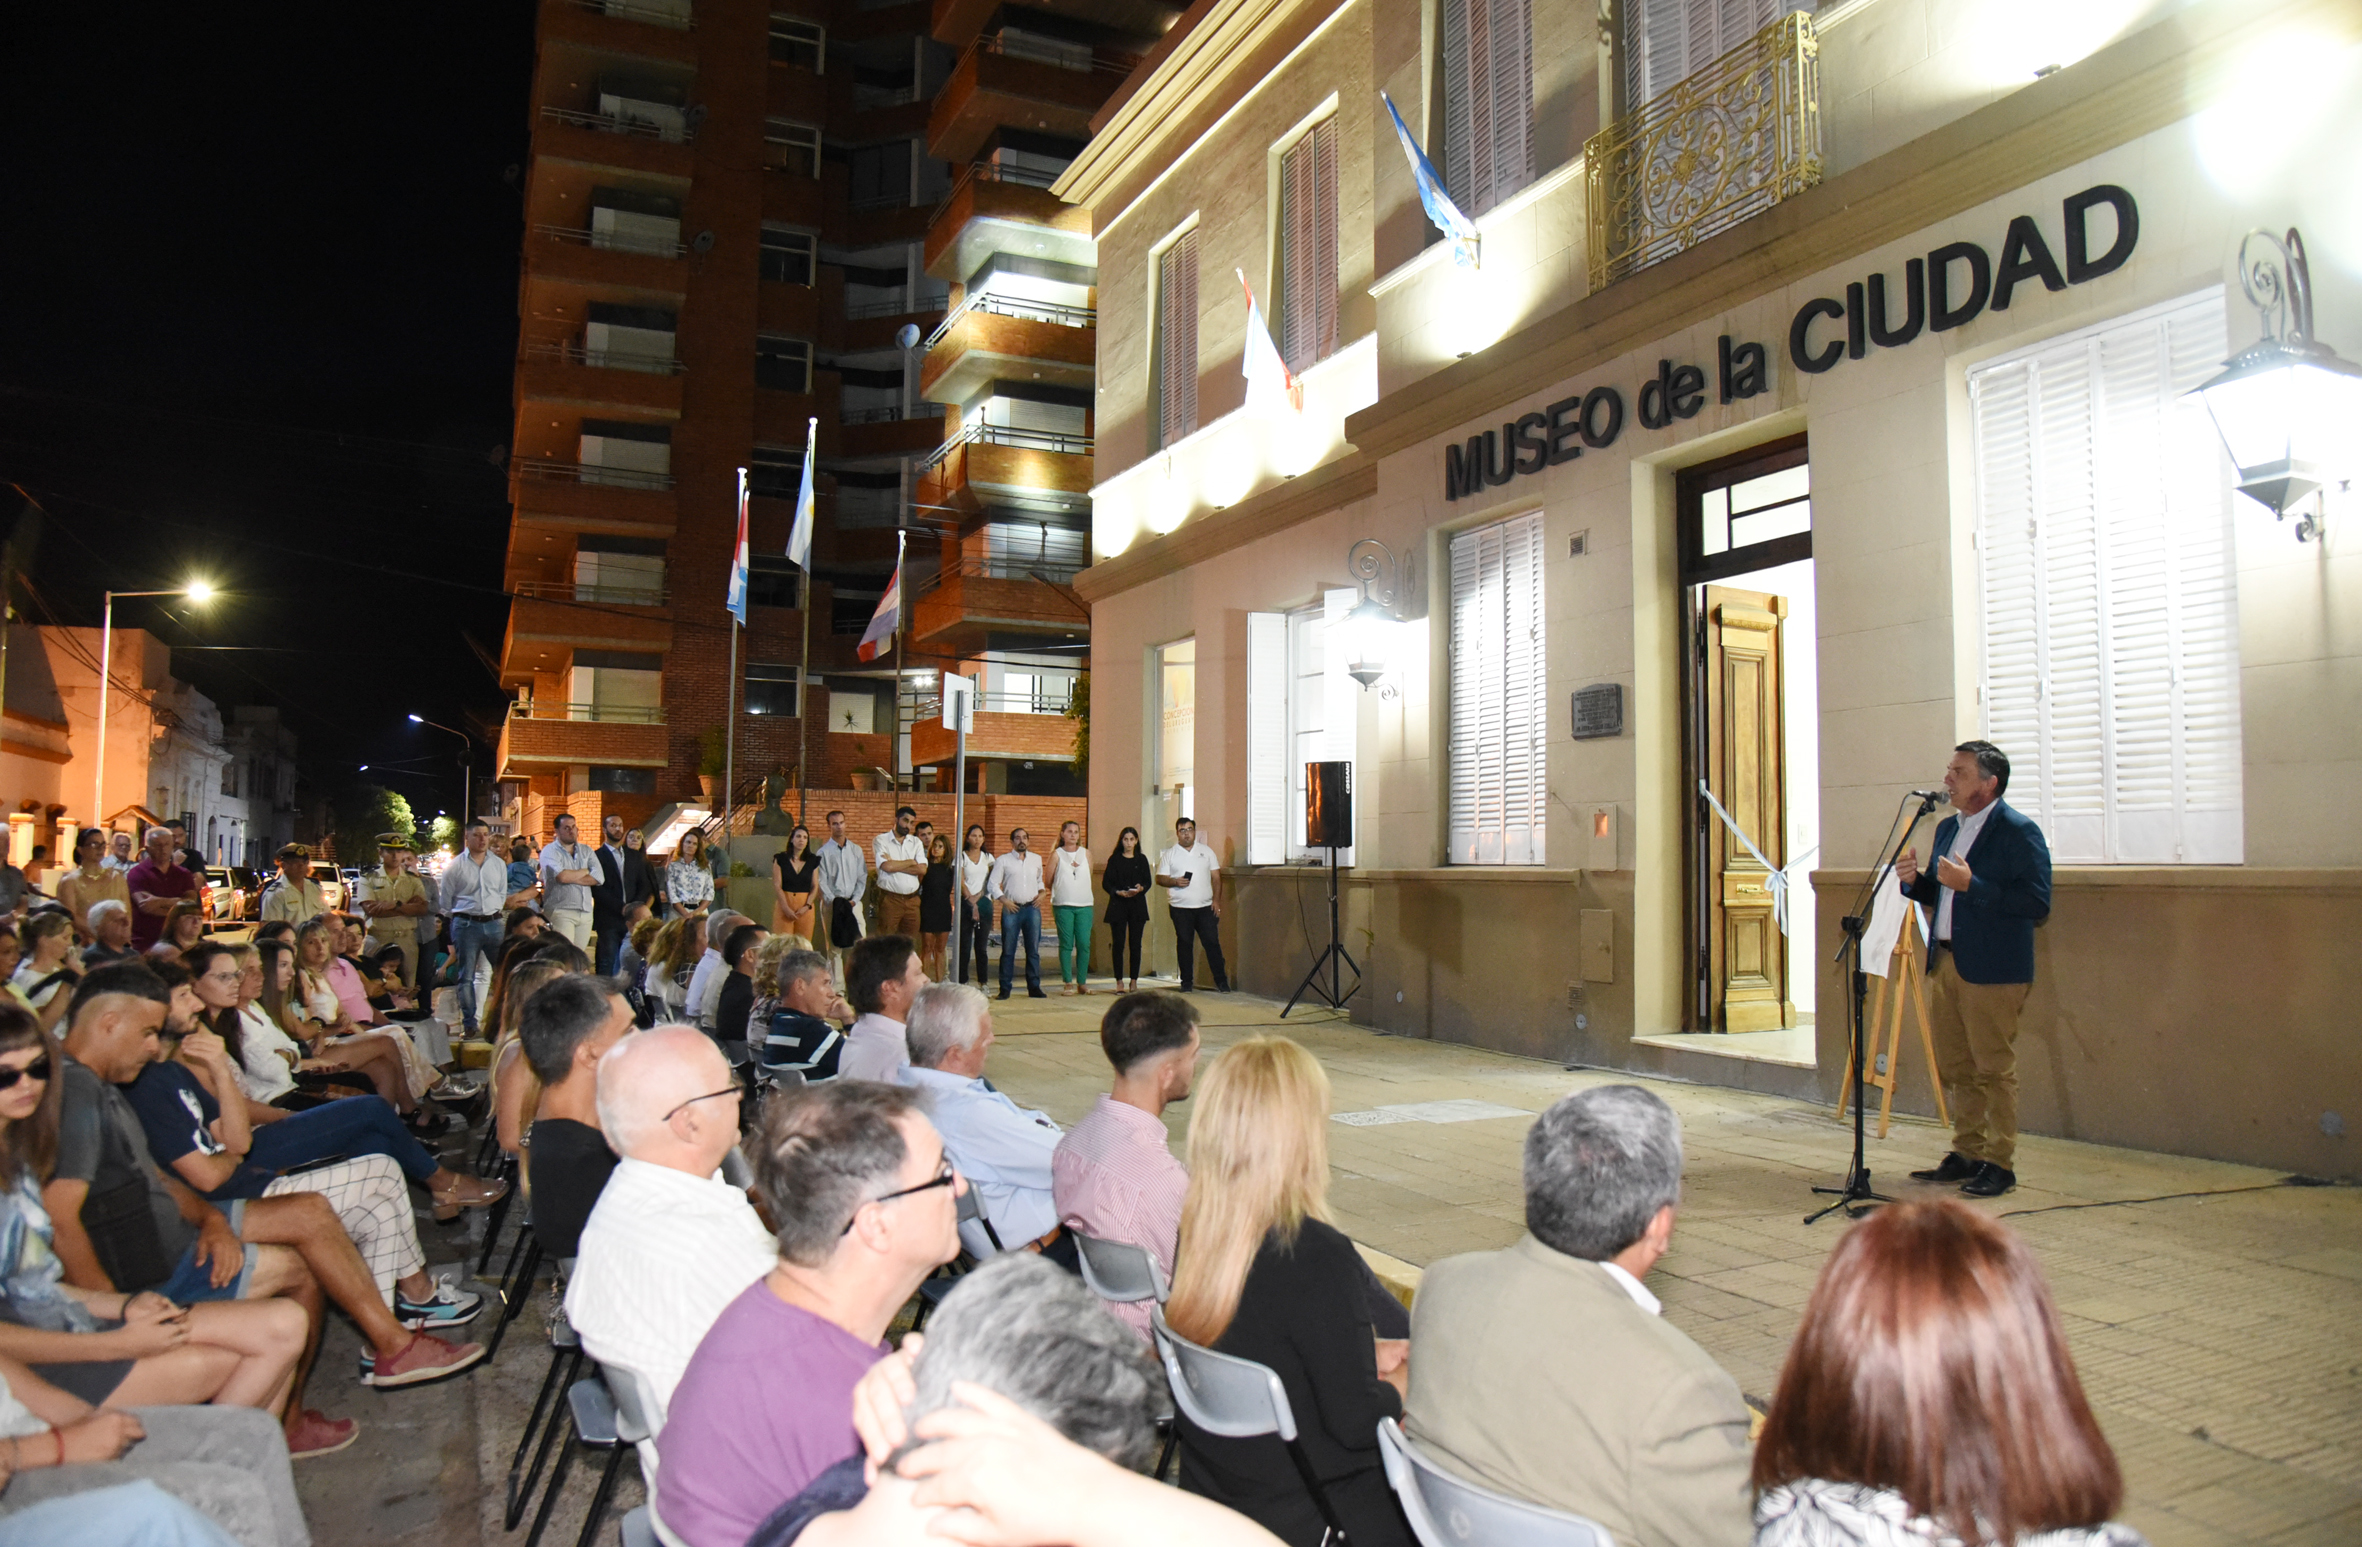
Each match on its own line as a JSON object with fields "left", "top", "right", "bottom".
{"left": 786, "top": 415, "right": 816, "bottom": 569}
{"left": 1381, "top": 91, "right": 1481, "bottom": 270}
{"left": 726, "top": 465, "right": 750, "bottom": 624}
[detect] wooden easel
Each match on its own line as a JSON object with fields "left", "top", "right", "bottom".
{"left": 1836, "top": 905, "right": 1948, "bottom": 1138}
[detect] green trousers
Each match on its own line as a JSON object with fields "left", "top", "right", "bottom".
{"left": 1054, "top": 904, "right": 1095, "bottom": 983}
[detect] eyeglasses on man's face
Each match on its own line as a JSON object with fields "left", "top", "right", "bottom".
{"left": 839, "top": 1156, "right": 957, "bottom": 1235}
{"left": 663, "top": 1080, "right": 745, "bottom": 1124}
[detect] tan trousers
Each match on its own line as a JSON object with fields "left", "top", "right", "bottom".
{"left": 1927, "top": 951, "right": 2030, "bottom": 1168}
{"left": 876, "top": 889, "right": 922, "bottom": 940}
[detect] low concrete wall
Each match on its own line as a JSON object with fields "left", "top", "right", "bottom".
{"left": 1226, "top": 865, "right": 2361, "bottom": 1179}
{"left": 1810, "top": 869, "right": 2361, "bottom": 1179}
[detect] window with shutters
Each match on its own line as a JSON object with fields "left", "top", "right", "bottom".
{"left": 1277, "top": 120, "right": 1339, "bottom": 376}
{"left": 1152, "top": 228, "right": 1199, "bottom": 450}
{"left": 1621, "top": 0, "right": 1805, "bottom": 113}
{"left": 1449, "top": 511, "right": 1547, "bottom": 865}
{"left": 1968, "top": 289, "right": 2241, "bottom": 865}
{"left": 1440, "top": 0, "right": 1533, "bottom": 219}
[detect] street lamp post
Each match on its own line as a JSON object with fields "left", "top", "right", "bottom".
{"left": 407, "top": 714, "right": 473, "bottom": 834}
{"left": 94, "top": 582, "right": 214, "bottom": 837}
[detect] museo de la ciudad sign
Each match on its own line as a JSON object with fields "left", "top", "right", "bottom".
{"left": 1441, "top": 185, "right": 2140, "bottom": 500}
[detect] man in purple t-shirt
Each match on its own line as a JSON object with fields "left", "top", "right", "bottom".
{"left": 654, "top": 1081, "right": 963, "bottom": 1547}
{"left": 125, "top": 826, "right": 200, "bottom": 952}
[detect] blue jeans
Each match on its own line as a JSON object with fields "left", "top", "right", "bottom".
{"left": 447, "top": 914, "right": 503, "bottom": 1032}
{"left": 243, "top": 1096, "right": 438, "bottom": 1185}
{"left": 998, "top": 902, "right": 1042, "bottom": 993}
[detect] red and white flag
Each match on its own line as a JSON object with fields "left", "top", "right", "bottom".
{"left": 857, "top": 530, "right": 904, "bottom": 661}
{"left": 1238, "top": 269, "right": 1301, "bottom": 416}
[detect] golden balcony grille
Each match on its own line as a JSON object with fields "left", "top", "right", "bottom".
{"left": 1585, "top": 12, "right": 1822, "bottom": 294}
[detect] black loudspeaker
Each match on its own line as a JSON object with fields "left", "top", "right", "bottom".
{"left": 1305, "top": 761, "right": 1353, "bottom": 848}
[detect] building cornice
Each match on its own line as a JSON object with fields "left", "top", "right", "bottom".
{"left": 1052, "top": 0, "right": 1346, "bottom": 230}
{"left": 1069, "top": 0, "right": 2359, "bottom": 603}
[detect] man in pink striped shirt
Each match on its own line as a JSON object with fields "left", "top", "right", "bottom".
{"left": 1051, "top": 991, "right": 1201, "bottom": 1337}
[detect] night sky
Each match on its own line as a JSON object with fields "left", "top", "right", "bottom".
{"left": 0, "top": 7, "right": 538, "bottom": 816}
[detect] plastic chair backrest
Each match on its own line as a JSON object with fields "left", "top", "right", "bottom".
{"left": 1376, "top": 1418, "right": 1616, "bottom": 1547}
{"left": 1149, "top": 1305, "right": 1299, "bottom": 1442}
{"left": 1073, "top": 1233, "right": 1168, "bottom": 1304}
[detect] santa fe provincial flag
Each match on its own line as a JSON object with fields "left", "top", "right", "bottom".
{"left": 857, "top": 530, "right": 904, "bottom": 662}
{"left": 1238, "top": 270, "right": 1301, "bottom": 416}
{"left": 726, "top": 465, "right": 750, "bottom": 625}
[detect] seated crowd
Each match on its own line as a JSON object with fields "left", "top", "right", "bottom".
{"left": 0, "top": 813, "right": 2149, "bottom": 1547}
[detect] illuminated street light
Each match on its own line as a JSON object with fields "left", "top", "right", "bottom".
{"left": 93, "top": 581, "right": 217, "bottom": 836}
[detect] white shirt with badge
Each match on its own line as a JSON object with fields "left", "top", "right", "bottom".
{"left": 1157, "top": 842, "right": 1219, "bottom": 909}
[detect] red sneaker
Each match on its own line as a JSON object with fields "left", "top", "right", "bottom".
{"left": 366, "top": 1332, "right": 486, "bottom": 1389}
{"left": 287, "top": 1410, "right": 359, "bottom": 1458}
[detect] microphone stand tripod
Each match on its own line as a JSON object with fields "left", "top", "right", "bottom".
{"left": 1807, "top": 789, "right": 1941, "bottom": 1225}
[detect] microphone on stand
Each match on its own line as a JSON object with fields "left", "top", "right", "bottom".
{"left": 1909, "top": 788, "right": 1944, "bottom": 808}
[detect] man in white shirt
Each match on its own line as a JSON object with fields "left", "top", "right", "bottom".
{"left": 103, "top": 830, "right": 136, "bottom": 874}
{"left": 837, "top": 934, "right": 927, "bottom": 1082}
{"left": 813, "top": 809, "right": 867, "bottom": 979}
{"left": 566, "top": 1025, "right": 777, "bottom": 1412}
{"left": 984, "top": 828, "right": 1045, "bottom": 1001}
{"left": 439, "top": 820, "right": 509, "bottom": 1038}
{"left": 536, "top": 812, "right": 604, "bottom": 951}
{"left": 685, "top": 908, "right": 747, "bottom": 1031}
{"left": 896, "top": 983, "right": 1064, "bottom": 1258}
{"left": 1155, "top": 817, "right": 1229, "bottom": 993}
{"left": 872, "top": 805, "right": 926, "bottom": 942}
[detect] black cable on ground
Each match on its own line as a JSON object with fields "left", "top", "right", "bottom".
{"left": 1999, "top": 1174, "right": 2340, "bottom": 1220}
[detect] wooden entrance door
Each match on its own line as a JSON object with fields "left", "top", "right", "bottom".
{"left": 1702, "top": 585, "right": 1791, "bottom": 1032}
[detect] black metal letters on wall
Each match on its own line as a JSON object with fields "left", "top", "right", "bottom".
{"left": 1789, "top": 184, "right": 2138, "bottom": 375}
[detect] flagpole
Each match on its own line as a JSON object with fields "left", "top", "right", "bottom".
{"left": 798, "top": 571, "right": 811, "bottom": 827}
{"left": 724, "top": 618, "right": 739, "bottom": 867}
{"left": 892, "top": 532, "right": 907, "bottom": 795}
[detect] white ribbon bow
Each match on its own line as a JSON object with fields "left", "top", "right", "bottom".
{"left": 1696, "top": 780, "right": 1817, "bottom": 937}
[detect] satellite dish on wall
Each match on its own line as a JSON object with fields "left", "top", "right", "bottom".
{"left": 895, "top": 324, "right": 921, "bottom": 349}
{"left": 685, "top": 103, "right": 708, "bottom": 129}
{"left": 692, "top": 230, "right": 716, "bottom": 254}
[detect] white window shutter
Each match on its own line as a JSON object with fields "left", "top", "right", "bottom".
{"left": 1156, "top": 232, "right": 1198, "bottom": 448}
{"left": 1972, "top": 290, "right": 2239, "bottom": 865}
{"left": 1442, "top": 0, "right": 1531, "bottom": 217}
{"left": 1247, "top": 613, "right": 1288, "bottom": 864}
{"left": 1449, "top": 510, "right": 1546, "bottom": 864}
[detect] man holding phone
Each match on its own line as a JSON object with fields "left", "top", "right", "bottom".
{"left": 1155, "top": 818, "right": 1229, "bottom": 995}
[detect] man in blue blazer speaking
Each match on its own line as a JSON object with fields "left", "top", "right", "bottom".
{"left": 1895, "top": 740, "right": 2052, "bottom": 1197}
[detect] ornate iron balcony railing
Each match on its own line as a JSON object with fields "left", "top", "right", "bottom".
{"left": 1585, "top": 11, "right": 1822, "bottom": 293}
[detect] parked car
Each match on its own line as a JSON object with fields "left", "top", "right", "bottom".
{"left": 202, "top": 867, "right": 243, "bottom": 926}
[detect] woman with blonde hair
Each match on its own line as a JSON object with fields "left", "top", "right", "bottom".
{"left": 1753, "top": 1200, "right": 2142, "bottom": 1547}
{"left": 490, "top": 956, "right": 575, "bottom": 1157}
{"left": 647, "top": 912, "right": 703, "bottom": 1024}
{"left": 1166, "top": 1036, "right": 1410, "bottom": 1547}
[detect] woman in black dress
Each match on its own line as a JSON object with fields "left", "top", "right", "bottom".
{"left": 772, "top": 824, "right": 818, "bottom": 949}
{"left": 1166, "top": 1036, "right": 1410, "bottom": 1547}
{"left": 918, "top": 832, "right": 957, "bottom": 980}
{"left": 1101, "top": 826, "right": 1152, "bottom": 993}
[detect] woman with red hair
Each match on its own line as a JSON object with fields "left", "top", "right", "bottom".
{"left": 1753, "top": 1200, "right": 2144, "bottom": 1546}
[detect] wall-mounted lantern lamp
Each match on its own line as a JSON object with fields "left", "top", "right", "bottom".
{"left": 2190, "top": 227, "right": 2362, "bottom": 542}
{"left": 1339, "top": 538, "right": 1411, "bottom": 691}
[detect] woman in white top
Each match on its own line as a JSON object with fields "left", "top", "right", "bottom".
{"left": 229, "top": 944, "right": 302, "bottom": 1106}
{"left": 666, "top": 830, "right": 716, "bottom": 915}
{"left": 1049, "top": 820, "right": 1095, "bottom": 995}
{"left": 957, "top": 825, "right": 993, "bottom": 987}
{"left": 8, "top": 913, "right": 80, "bottom": 1033}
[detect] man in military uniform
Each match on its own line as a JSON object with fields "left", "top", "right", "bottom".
{"left": 259, "top": 843, "right": 326, "bottom": 927}
{"left": 358, "top": 833, "right": 430, "bottom": 988}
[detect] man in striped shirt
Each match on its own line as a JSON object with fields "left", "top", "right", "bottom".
{"left": 1051, "top": 990, "right": 1199, "bottom": 1338}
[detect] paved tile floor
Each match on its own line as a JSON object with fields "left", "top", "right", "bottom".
{"left": 301, "top": 989, "right": 2359, "bottom": 1546}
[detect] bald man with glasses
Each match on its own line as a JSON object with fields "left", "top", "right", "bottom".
{"left": 564, "top": 1026, "right": 776, "bottom": 1412}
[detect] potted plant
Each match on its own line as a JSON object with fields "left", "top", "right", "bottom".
{"left": 696, "top": 726, "right": 727, "bottom": 803}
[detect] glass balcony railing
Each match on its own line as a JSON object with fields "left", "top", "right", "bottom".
{"left": 509, "top": 700, "right": 667, "bottom": 724}
{"left": 1585, "top": 11, "right": 1822, "bottom": 293}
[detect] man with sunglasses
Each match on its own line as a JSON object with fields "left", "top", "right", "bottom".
{"left": 566, "top": 1025, "right": 776, "bottom": 1414}
{"left": 655, "top": 1080, "right": 962, "bottom": 1547}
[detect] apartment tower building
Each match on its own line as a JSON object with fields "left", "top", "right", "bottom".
{"left": 498, "top": 0, "right": 1167, "bottom": 836}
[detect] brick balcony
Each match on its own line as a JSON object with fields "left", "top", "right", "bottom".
{"left": 924, "top": 171, "right": 1089, "bottom": 281}
{"left": 911, "top": 709, "right": 1078, "bottom": 767}
{"left": 921, "top": 305, "right": 1094, "bottom": 404}
{"left": 909, "top": 564, "right": 1089, "bottom": 655}
{"left": 498, "top": 710, "right": 670, "bottom": 777}
{"left": 913, "top": 434, "right": 1094, "bottom": 523}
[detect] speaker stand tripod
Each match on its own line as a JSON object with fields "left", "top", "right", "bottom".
{"left": 1282, "top": 846, "right": 1360, "bottom": 1016}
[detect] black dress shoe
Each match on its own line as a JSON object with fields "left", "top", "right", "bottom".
{"left": 1909, "top": 1152, "right": 1979, "bottom": 1183}
{"left": 996, "top": 989, "right": 1011, "bottom": 1001}
{"left": 1961, "top": 1162, "right": 2018, "bottom": 1197}
{"left": 1027, "top": 986, "right": 1048, "bottom": 998}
